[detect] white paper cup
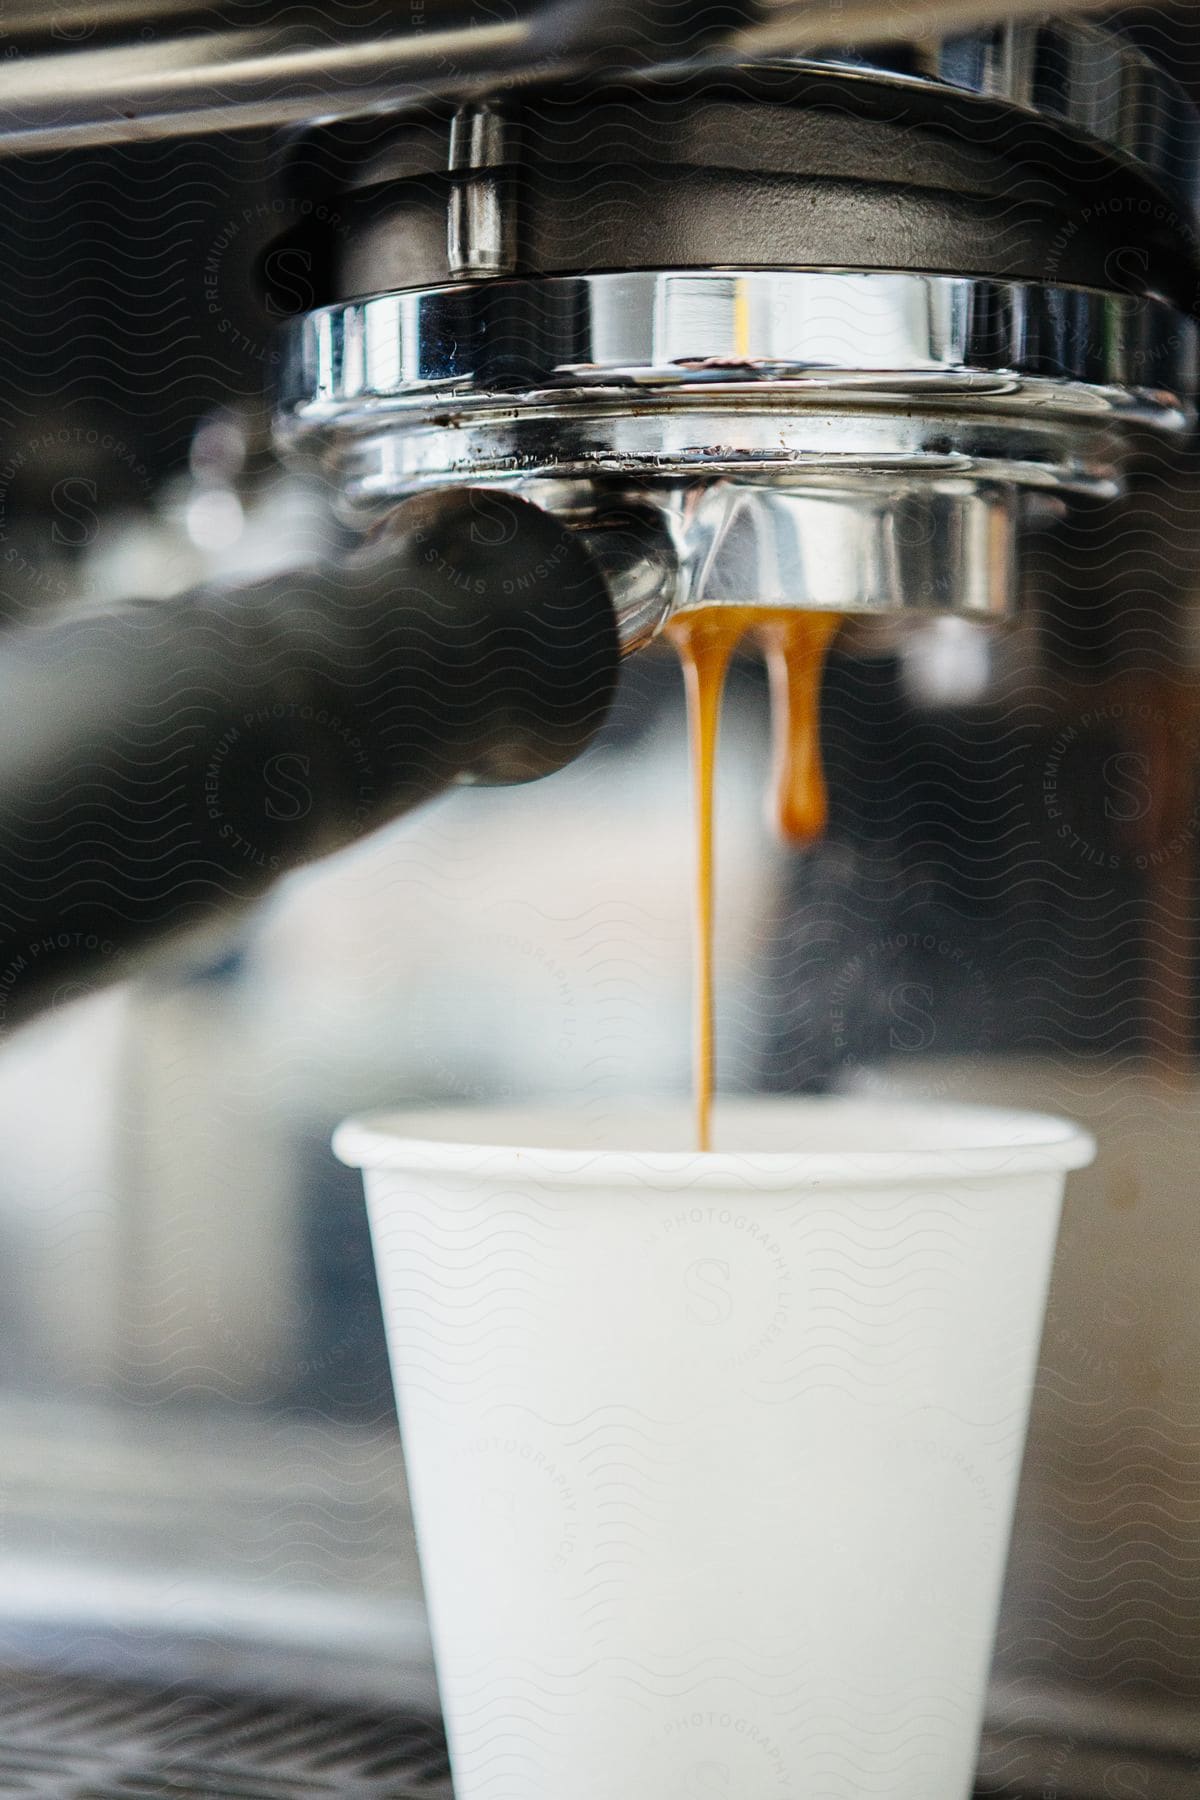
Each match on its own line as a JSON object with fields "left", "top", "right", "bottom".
{"left": 335, "top": 1097, "right": 1094, "bottom": 1800}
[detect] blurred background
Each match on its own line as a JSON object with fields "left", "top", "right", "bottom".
{"left": 0, "top": 6, "right": 1198, "bottom": 1797}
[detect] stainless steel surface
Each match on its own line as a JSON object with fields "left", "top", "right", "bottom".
{"left": 0, "top": 5, "right": 1150, "bottom": 158}
{"left": 576, "top": 511, "right": 678, "bottom": 652}
{"left": 0, "top": 0, "right": 1112, "bottom": 41}
{"left": 0, "top": 13, "right": 527, "bottom": 153}
{"left": 0, "top": 1667, "right": 1184, "bottom": 1800}
{"left": 280, "top": 271, "right": 1199, "bottom": 413}
{"left": 732, "top": 1, "right": 1113, "bottom": 56}
{"left": 0, "top": 1667, "right": 453, "bottom": 1798}
{"left": 0, "top": 1398, "right": 432, "bottom": 1709}
{"left": 0, "top": 3, "right": 642, "bottom": 156}
{"left": 334, "top": 415, "right": 1133, "bottom": 490}
{"left": 660, "top": 479, "right": 1020, "bottom": 618}
{"left": 0, "top": 0, "right": 1113, "bottom": 40}
{"left": 446, "top": 475, "right": 1022, "bottom": 624}
{"left": 280, "top": 269, "right": 1196, "bottom": 627}
{"left": 446, "top": 106, "right": 516, "bottom": 281}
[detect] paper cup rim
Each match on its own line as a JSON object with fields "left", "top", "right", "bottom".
{"left": 333, "top": 1096, "right": 1096, "bottom": 1189}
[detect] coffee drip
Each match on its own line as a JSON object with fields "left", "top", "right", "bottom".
{"left": 666, "top": 609, "right": 842, "bottom": 1151}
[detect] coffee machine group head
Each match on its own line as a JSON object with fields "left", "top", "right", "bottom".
{"left": 276, "top": 21, "right": 1200, "bottom": 649}
{"left": 0, "top": 9, "right": 1199, "bottom": 1027}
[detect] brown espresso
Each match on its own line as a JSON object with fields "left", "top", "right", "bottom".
{"left": 665, "top": 608, "right": 842, "bottom": 1150}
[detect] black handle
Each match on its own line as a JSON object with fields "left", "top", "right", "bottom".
{"left": 0, "top": 486, "right": 618, "bottom": 1030}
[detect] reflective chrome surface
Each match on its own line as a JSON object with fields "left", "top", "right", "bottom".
{"left": 0, "top": 4, "right": 1156, "bottom": 158}
{"left": 330, "top": 408, "right": 1128, "bottom": 492}
{"left": 668, "top": 480, "right": 1017, "bottom": 619}
{"left": 281, "top": 271, "right": 1198, "bottom": 421}
{"left": 0, "top": 0, "right": 1111, "bottom": 43}
{"left": 572, "top": 478, "right": 1017, "bottom": 630}
{"left": 731, "top": 1, "right": 1114, "bottom": 57}
{"left": 0, "top": 2, "right": 678, "bottom": 155}
{"left": 0, "top": 13, "right": 529, "bottom": 152}
{"left": 577, "top": 510, "right": 679, "bottom": 651}
{"left": 279, "top": 269, "right": 1195, "bottom": 633}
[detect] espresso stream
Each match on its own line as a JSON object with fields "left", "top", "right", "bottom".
{"left": 665, "top": 608, "right": 842, "bottom": 1150}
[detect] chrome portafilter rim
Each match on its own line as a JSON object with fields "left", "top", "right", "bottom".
{"left": 278, "top": 269, "right": 1197, "bottom": 424}
{"left": 276, "top": 269, "right": 1199, "bottom": 644}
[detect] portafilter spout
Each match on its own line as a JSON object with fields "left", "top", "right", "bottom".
{"left": 278, "top": 267, "right": 1196, "bottom": 646}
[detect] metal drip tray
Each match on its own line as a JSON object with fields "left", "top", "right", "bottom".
{"left": 0, "top": 1669, "right": 452, "bottom": 1799}
{"left": 0, "top": 1667, "right": 1194, "bottom": 1800}
{"left": 0, "top": 1401, "right": 1193, "bottom": 1798}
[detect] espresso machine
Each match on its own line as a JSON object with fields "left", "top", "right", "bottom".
{"left": 0, "top": 3, "right": 1198, "bottom": 1796}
